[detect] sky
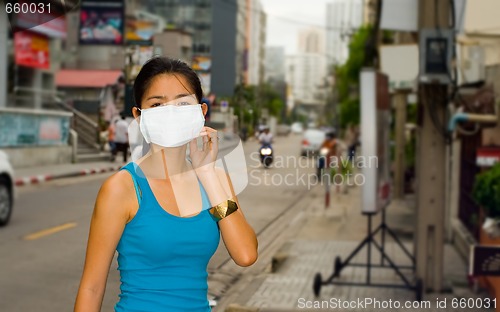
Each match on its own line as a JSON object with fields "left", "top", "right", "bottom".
{"left": 261, "top": 0, "right": 331, "bottom": 55}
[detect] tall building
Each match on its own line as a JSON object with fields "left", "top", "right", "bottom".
{"left": 287, "top": 54, "right": 327, "bottom": 106}
{"left": 326, "top": 0, "right": 363, "bottom": 65}
{"left": 265, "top": 46, "right": 285, "bottom": 82}
{"left": 298, "top": 28, "right": 325, "bottom": 54}
{"left": 142, "top": 0, "right": 245, "bottom": 96}
{"left": 265, "top": 46, "right": 286, "bottom": 117}
{"left": 246, "top": 0, "right": 266, "bottom": 86}
{"left": 286, "top": 27, "right": 328, "bottom": 122}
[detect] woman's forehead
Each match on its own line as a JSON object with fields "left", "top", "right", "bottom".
{"left": 146, "top": 74, "right": 193, "bottom": 96}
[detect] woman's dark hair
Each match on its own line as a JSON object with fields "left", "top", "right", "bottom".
{"left": 133, "top": 57, "right": 203, "bottom": 108}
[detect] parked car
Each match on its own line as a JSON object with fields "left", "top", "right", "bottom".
{"left": 301, "top": 129, "right": 326, "bottom": 157}
{"left": 291, "top": 122, "right": 304, "bottom": 134}
{"left": 0, "top": 151, "right": 15, "bottom": 226}
{"left": 276, "top": 124, "right": 291, "bottom": 136}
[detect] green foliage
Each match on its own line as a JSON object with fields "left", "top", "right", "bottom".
{"left": 232, "top": 83, "right": 285, "bottom": 126}
{"left": 340, "top": 98, "right": 360, "bottom": 129}
{"left": 472, "top": 163, "right": 500, "bottom": 219}
{"left": 407, "top": 103, "right": 418, "bottom": 123}
{"left": 335, "top": 25, "right": 373, "bottom": 129}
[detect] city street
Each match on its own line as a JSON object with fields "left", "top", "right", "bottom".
{"left": 0, "top": 134, "right": 316, "bottom": 311}
{"left": 2, "top": 0, "right": 500, "bottom": 310}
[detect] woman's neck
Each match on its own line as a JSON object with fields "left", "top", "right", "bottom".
{"left": 139, "top": 144, "right": 190, "bottom": 178}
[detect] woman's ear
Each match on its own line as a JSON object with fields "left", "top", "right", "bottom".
{"left": 132, "top": 107, "right": 140, "bottom": 119}
{"left": 201, "top": 103, "right": 208, "bottom": 116}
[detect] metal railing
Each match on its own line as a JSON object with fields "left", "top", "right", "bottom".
{"left": 56, "top": 100, "right": 102, "bottom": 150}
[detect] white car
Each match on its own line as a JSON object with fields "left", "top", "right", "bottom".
{"left": 0, "top": 151, "right": 15, "bottom": 226}
{"left": 301, "top": 129, "right": 326, "bottom": 157}
{"left": 291, "top": 122, "right": 304, "bottom": 134}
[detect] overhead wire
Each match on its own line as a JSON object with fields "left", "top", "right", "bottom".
{"left": 218, "top": 0, "right": 361, "bottom": 32}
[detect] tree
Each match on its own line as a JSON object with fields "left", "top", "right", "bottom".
{"left": 232, "top": 83, "right": 285, "bottom": 128}
{"left": 335, "top": 25, "right": 373, "bottom": 128}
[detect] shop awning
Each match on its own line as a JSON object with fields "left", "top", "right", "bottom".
{"left": 55, "top": 70, "right": 123, "bottom": 88}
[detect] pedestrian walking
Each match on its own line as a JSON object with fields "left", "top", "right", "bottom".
{"left": 113, "top": 114, "right": 129, "bottom": 163}
{"left": 107, "top": 120, "right": 116, "bottom": 161}
{"left": 345, "top": 124, "right": 359, "bottom": 162}
{"left": 74, "top": 56, "right": 258, "bottom": 312}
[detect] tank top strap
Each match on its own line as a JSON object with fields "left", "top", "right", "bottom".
{"left": 119, "top": 162, "right": 152, "bottom": 204}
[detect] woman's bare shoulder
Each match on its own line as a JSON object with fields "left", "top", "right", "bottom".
{"left": 94, "top": 170, "right": 138, "bottom": 218}
{"left": 101, "top": 170, "right": 136, "bottom": 194}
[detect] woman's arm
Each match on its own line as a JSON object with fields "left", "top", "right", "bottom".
{"left": 74, "top": 171, "right": 137, "bottom": 312}
{"left": 196, "top": 168, "right": 258, "bottom": 267}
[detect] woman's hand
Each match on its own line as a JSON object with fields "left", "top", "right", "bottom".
{"left": 189, "top": 126, "right": 219, "bottom": 174}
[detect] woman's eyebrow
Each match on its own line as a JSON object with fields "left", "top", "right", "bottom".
{"left": 174, "top": 93, "right": 193, "bottom": 99}
{"left": 145, "top": 95, "right": 167, "bottom": 101}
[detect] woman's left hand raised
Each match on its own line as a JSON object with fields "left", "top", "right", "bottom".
{"left": 189, "top": 126, "right": 219, "bottom": 173}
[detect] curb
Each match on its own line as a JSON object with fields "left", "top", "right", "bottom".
{"left": 15, "top": 165, "right": 123, "bottom": 187}
{"left": 13, "top": 140, "right": 241, "bottom": 187}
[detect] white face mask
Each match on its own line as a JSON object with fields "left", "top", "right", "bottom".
{"left": 139, "top": 104, "right": 205, "bottom": 148}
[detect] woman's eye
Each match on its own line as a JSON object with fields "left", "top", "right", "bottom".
{"left": 177, "top": 102, "right": 191, "bottom": 106}
{"left": 151, "top": 103, "right": 161, "bottom": 107}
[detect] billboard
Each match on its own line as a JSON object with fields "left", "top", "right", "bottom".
{"left": 125, "top": 10, "right": 164, "bottom": 45}
{"left": 192, "top": 56, "right": 211, "bottom": 71}
{"left": 9, "top": 0, "right": 73, "bottom": 38}
{"left": 79, "top": 1, "right": 124, "bottom": 45}
{"left": 0, "top": 110, "right": 71, "bottom": 147}
{"left": 13, "top": 2, "right": 67, "bottom": 38}
{"left": 125, "top": 17, "right": 155, "bottom": 45}
{"left": 14, "top": 31, "right": 50, "bottom": 69}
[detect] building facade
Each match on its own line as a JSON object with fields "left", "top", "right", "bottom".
{"left": 286, "top": 53, "right": 327, "bottom": 107}
{"left": 265, "top": 46, "right": 285, "bottom": 83}
{"left": 246, "top": 0, "right": 266, "bottom": 86}
{"left": 142, "top": 0, "right": 249, "bottom": 97}
{"left": 288, "top": 27, "right": 327, "bottom": 106}
{"left": 298, "top": 27, "right": 325, "bottom": 54}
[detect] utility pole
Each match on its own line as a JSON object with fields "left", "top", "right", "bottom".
{"left": 393, "top": 91, "right": 408, "bottom": 199}
{"left": 416, "top": 0, "right": 450, "bottom": 293}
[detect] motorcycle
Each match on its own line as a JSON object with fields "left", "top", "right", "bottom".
{"left": 259, "top": 144, "right": 273, "bottom": 168}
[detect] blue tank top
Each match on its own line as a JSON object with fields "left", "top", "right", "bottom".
{"left": 115, "top": 162, "right": 220, "bottom": 312}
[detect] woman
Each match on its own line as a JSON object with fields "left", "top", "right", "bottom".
{"left": 74, "top": 57, "right": 258, "bottom": 312}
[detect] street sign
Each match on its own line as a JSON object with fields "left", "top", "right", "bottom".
{"left": 477, "top": 147, "right": 500, "bottom": 167}
{"left": 220, "top": 100, "right": 228, "bottom": 113}
{"left": 469, "top": 245, "right": 500, "bottom": 276}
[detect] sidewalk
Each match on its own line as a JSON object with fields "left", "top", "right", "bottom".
{"left": 224, "top": 185, "right": 491, "bottom": 312}
{"left": 13, "top": 137, "right": 240, "bottom": 186}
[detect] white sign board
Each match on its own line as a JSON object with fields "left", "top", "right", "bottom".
{"left": 380, "top": 0, "right": 418, "bottom": 32}
{"left": 360, "top": 69, "right": 391, "bottom": 214}
{"left": 380, "top": 44, "right": 419, "bottom": 92}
